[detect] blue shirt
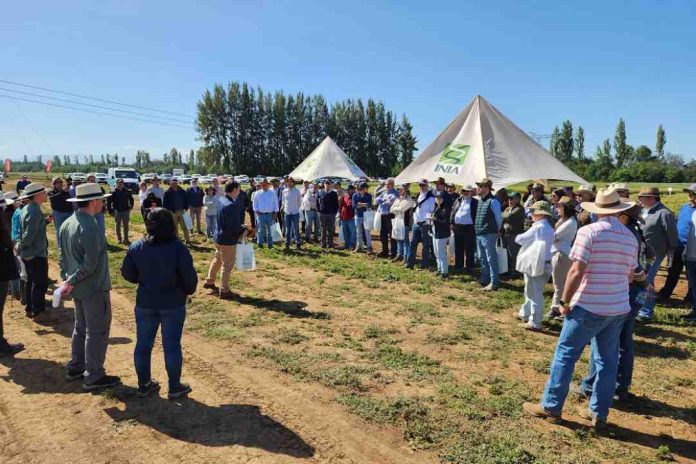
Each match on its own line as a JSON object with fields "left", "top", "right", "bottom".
{"left": 676, "top": 203, "right": 696, "bottom": 246}
{"left": 215, "top": 196, "right": 246, "bottom": 245}
{"left": 11, "top": 207, "right": 22, "bottom": 241}
{"left": 352, "top": 192, "right": 372, "bottom": 218}
{"left": 253, "top": 189, "right": 279, "bottom": 213}
{"left": 376, "top": 188, "right": 398, "bottom": 215}
{"left": 121, "top": 238, "right": 197, "bottom": 309}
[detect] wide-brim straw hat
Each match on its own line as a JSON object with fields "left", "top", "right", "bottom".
{"left": 637, "top": 186, "right": 660, "bottom": 198}
{"left": 611, "top": 182, "right": 629, "bottom": 192}
{"left": 475, "top": 177, "right": 493, "bottom": 188}
{"left": 17, "top": 183, "right": 46, "bottom": 200}
{"left": 66, "top": 183, "right": 111, "bottom": 202}
{"left": 461, "top": 184, "right": 476, "bottom": 191}
{"left": 577, "top": 184, "right": 596, "bottom": 195}
{"left": 0, "top": 192, "right": 15, "bottom": 206}
{"left": 558, "top": 196, "right": 577, "bottom": 209}
{"left": 581, "top": 188, "right": 635, "bottom": 215}
{"left": 682, "top": 183, "right": 696, "bottom": 194}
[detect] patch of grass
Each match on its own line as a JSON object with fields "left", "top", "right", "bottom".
{"left": 398, "top": 301, "right": 441, "bottom": 325}
{"left": 272, "top": 327, "right": 310, "bottom": 345}
{"left": 426, "top": 319, "right": 473, "bottom": 345}
{"left": 370, "top": 344, "right": 445, "bottom": 381}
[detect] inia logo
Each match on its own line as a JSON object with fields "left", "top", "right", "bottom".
{"left": 434, "top": 144, "right": 470, "bottom": 174}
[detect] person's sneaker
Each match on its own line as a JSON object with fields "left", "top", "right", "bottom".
{"left": 522, "top": 402, "right": 562, "bottom": 424}
{"left": 513, "top": 312, "right": 526, "bottom": 322}
{"left": 202, "top": 282, "right": 218, "bottom": 291}
{"left": 65, "top": 368, "right": 84, "bottom": 381}
{"left": 168, "top": 383, "right": 192, "bottom": 399}
{"left": 482, "top": 283, "right": 498, "bottom": 292}
{"left": 613, "top": 391, "right": 637, "bottom": 403}
{"left": 519, "top": 322, "right": 543, "bottom": 332}
{"left": 545, "top": 308, "right": 561, "bottom": 320}
{"left": 137, "top": 380, "right": 161, "bottom": 398}
{"left": 219, "top": 290, "right": 235, "bottom": 300}
{"left": 635, "top": 315, "right": 652, "bottom": 323}
{"left": 0, "top": 343, "right": 25, "bottom": 356}
{"left": 83, "top": 375, "right": 122, "bottom": 391}
{"left": 577, "top": 406, "right": 608, "bottom": 432}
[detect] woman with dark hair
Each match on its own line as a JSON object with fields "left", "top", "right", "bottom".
{"left": 0, "top": 210, "right": 23, "bottom": 355}
{"left": 141, "top": 192, "right": 162, "bottom": 222}
{"left": 120, "top": 208, "right": 198, "bottom": 398}
{"left": 546, "top": 197, "right": 578, "bottom": 320}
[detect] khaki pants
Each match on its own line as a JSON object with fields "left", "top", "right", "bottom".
{"left": 551, "top": 251, "right": 572, "bottom": 310}
{"left": 206, "top": 243, "right": 236, "bottom": 292}
{"left": 190, "top": 206, "right": 203, "bottom": 233}
{"left": 173, "top": 210, "right": 190, "bottom": 243}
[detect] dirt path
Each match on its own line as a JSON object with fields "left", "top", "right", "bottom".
{"left": 0, "top": 279, "right": 433, "bottom": 464}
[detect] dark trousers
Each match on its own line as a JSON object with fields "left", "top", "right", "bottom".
{"left": 380, "top": 214, "right": 396, "bottom": 257}
{"left": 22, "top": 257, "right": 48, "bottom": 314}
{"left": 320, "top": 213, "right": 336, "bottom": 248}
{"left": 135, "top": 305, "right": 186, "bottom": 390}
{"left": 0, "top": 281, "right": 8, "bottom": 344}
{"left": 407, "top": 222, "right": 432, "bottom": 268}
{"left": 248, "top": 210, "right": 256, "bottom": 229}
{"left": 660, "top": 244, "right": 691, "bottom": 299}
{"left": 505, "top": 234, "right": 521, "bottom": 274}
{"left": 453, "top": 224, "right": 476, "bottom": 270}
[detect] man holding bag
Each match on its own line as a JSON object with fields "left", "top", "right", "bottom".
{"left": 204, "top": 181, "right": 246, "bottom": 299}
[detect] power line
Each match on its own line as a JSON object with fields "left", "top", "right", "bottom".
{"left": 0, "top": 78, "right": 194, "bottom": 119}
{"left": 14, "top": 102, "right": 56, "bottom": 155}
{"left": 0, "top": 92, "right": 194, "bottom": 129}
{"left": 0, "top": 86, "right": 192, "bottom": 124}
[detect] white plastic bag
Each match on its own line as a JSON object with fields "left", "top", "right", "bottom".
{"left": 235, "top": 242, "right": 256, "bottom": 271}
{"left": 373, "top": 211, "right": 382, "bottom": 233}
{"left": 271, "top": 222, "right": 283, "bottom": 242}
{"left": 364, "top": 211, "right": 375, "bottom": 231}
{"left": 516, "top": 240, "right": 545, "bottom": 277}
{"left": 182, "top": 211, "right": 193, "bottom": 231}
{"left": 496, "top": 238, "right": 509, "bottom": 275}
{"left": 448, "top": 232, "right": 455, "bottom": 257}
{"left": 392, "top": 217, "right": 406, "bottom": 241}
{"left": 338, "top": 224, "right": 345, "bottom": 243}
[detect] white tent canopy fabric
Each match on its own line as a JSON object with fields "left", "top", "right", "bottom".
{"left": 288, "top": 136, "right": 368, "bottom": 182}
{"left": 394, "top": 96, "right": 588, "bottom": 188}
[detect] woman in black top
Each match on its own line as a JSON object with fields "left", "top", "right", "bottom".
{"left": 431, "top": 192, "right": 452, "bottom": 278}
{"left": 0, "top": 211, "right": 22, "bottom": 355}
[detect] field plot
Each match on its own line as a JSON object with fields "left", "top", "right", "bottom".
{"left": 0, "top": 184, "right": 695, "bottom": 464}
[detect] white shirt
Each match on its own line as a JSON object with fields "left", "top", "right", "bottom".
{"left": 552, "top": 217, "right": 578, "bottom": 255}
{"left": 147, "top": 186, "right": 164, "bottom": 201}
{"left": 138, "top": 190, "right": 148, "bottom": 204}
{"left": 454, "top": 197, "right": 473, "bottom": 225}
{"left": 253, "top": 189, "right": 279, "bottom": 213}
{"left": 414, "top": 191, "right": 436, "bottom": 223}
{"left": 283, "top": 188, "right": 302, "bottom": 215}
{"left": 515, "top": 218, "right": 555, "bottom": 262}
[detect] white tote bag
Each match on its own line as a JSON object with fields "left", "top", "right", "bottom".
{"left": 373, "top": 211, "right": 382, "bottom": 233}
{"left": 392, "top": 217, "right": 406, "bottom": 241}
{"left": 235, "top": 241, "right": 257, "bottom": 271}
{"left": 338, "top": 224, "right": 345, "bottom": 243}
{"left": 448, "top": 232, "right": 455, "bottom": 257}
{"left": 496, "top": 238, "right": 509, "bottom": 275}
{"left": 364, "top": 211, "right": 375, "bottom": 231}
{"left": 516, "top": 240, "right": 546, "bottom": 277}
{"left": 271, "top": 222, "right": 283, "bottom": 242}
{"left": 182, "top": 211, "right": 193, "bottom": 231}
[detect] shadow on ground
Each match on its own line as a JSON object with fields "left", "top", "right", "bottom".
{"left": 205, "top": 291, "right": 329, "bottom": 319}
{"left": 105, "top": 386, "right": 315, "bottom": 457}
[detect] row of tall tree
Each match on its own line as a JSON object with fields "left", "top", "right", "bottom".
{"left": 196, "top": 81, "right": 418, "bottom": 177}
{"left": 548, "top": 120, "right": 683, "bottom": 182}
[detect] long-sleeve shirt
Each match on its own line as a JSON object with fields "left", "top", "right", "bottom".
{"left": 11, "top": 207, "right": 22, "bottom": 241}
{"left": 351, "top": 192, "right": 372, "bottom": 218}
{"left": 283, "top": 188, "right": 302, "bottom": 215}
{"left": 301, "top": 190, "right": 318, "bottom": 211}
{"left": 676, "top": 203, "right": 696, "bottom": 246}
{"left": 253, "top": 189, "right": 279, "bottom": 213}
{"left": 186, "top": 186, "right": 204, "bottom": 208}
{"left": 215, "top": 195, "right": 246, "bottom": 245}
{"left": 58, "top": 211, "right": 111, "bottom": 299}
{"left": 452, "top": 196, "right": 475, "bottom": 225}
{"left": 414, "top": 191, "right": 436, "bottom": 223}
{"left": 552, "top": 217, "right": 578, "bottom": 256}
{"left": 18, "top": 202, "right": 48, "bottom": 259}
{"left": 317, "top": 190, "right": 339, "bottom": 215}
{"left": 432, "top": 204, "right": 452, "bottom": 239}
{"left": 641, "top": 202, "right": 678, "bottom": 257}
{"left": 515, "top": 218, "right": 555, "bottom": 262}
{"left": 147, "top": 186, "right": 165, "bottom": 201}
{"left": 376, "top": 188, "right": 398, "bottom": 215}
{"left": 107, "top": 188, "right": 134, "bottom": 214}
{"left": 203, "top": 194, "right": 218, "bottom": 216}
{"left": 49, "top": 190, "right": 73, "bottom": 213}
{"left": 121, "top": 238, "right": 197, "bottom": 309}
{"left": 501, "top": 205, "right": 525, "bottom": 235}
{"left": 163, "top": 188, "right": 189, "bottom": 212}
{"left": 16, "top": 179, "right": 30, "bottom": 194}
{"left": 339, "top": 194, "right": 355, "bottom": 221}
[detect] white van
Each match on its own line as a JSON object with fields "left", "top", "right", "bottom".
{"left": 107, "top": 167, "right": 140, "bottom": 192}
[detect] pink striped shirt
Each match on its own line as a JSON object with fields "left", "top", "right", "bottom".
{"left": 569, "top": 216, "right": 638, "bottom": 316}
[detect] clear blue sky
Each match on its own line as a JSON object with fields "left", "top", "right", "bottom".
{"left": 1, "top": 0, "right": 695, "bottom": 164}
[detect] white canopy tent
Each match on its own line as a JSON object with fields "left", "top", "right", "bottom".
{"left": 288, "top": 136, "right": 368, "bottom": 181}
{"left": 395, "top": 95, "right": 588, "bottom": 188}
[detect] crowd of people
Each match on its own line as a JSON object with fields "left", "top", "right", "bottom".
{"left": 1, "top": 172, "right": 695, "bottom": 428}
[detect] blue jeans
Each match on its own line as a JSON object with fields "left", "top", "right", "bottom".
{"left": 686, "top": 260, "right": 696, "bottom": 314}
{"left": 53, "top": 211, "right": 73, "bottom": 246}
{"left": 476, "top": 233, "right": 499, "bottom": 286}
{"left": 205, "top": 214, "right": 216, "bottom": 238}
{"left": 256, "top": 212, "right": 274, "bottom": 247}
{"left": 304, "top": 210, "right": 319, "bottom": 241}
{"left": 95, "top": 212, "right": 105, "bottom": 234}
{"left": 541, "top": 306, "right": 626, "bottom": 420}
{"left": 638, "top": 252, "right": 665, "bottom": 319}
{"left": 134, "top": 306, "right": 186, "bottom": 390}
{"left": 581, "top": 286, "right": 641, "bottom": 396}
{"left": 407, "top": 222, "right": 432, "bottom": 268}
{"left": 284, "top": 213, "right": 301, "bottom": 246}
{"left": 341, "top": 218, "right": 356, "bottom": 249}
{"left": 355, "top": 216, "right": 372, "bottom": 250}
{"left": 396, "top": 226, "right": 411, "bottom": 259}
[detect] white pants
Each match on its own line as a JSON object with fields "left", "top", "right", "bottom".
{"left": 519, "top": 263, "right": 552, "bottom": 328}
{"left": 432, "top": 237, "right": 449, "bottom": 275}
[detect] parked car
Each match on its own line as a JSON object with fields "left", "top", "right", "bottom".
{"left": 88, "top": 172, "right": 108, "bottom": 184}
{"left": 190, "top": 173, "right": 201, "bottom": 180}
{"left": 179, "top": 175, "right": 192, "bottom": 184}
{"left": 234, "top": 175, "right": 250, "bottom": 184}
{"left": 160, "top": 173, "right": 173, "bottom": 184}
{"left": 141, "top": 173, "right": 156, "bottom": 183}
{"left": 67, "top": 172, "right": 87, "bottom": 183}
{"left": 107, "top": 167, "right": 139, "bottom": 192}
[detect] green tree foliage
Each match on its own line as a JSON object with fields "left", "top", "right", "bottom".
{"left": 574, "top": 126, "right": 585, "bottom": 160}
{"left": 554, "top": 120, "right": 574, "bottom": 163}
{"left": 656, "top": 124, "right": 666, "bottom": 159}
{"left": 613, "top": 118, "right": 631, "bottom": 168}
{"left": 634, "top": 145, "right": 653, "bottom": 162}
{"left": 549, "top": 127, "right": 560, "bottom": 157}
{"left": 196, "top": 81, "right": 413, "bottom": 177}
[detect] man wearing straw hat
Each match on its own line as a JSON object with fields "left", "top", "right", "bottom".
{"left": 636, "top": 186, "right": 677, "bottom": 322}
{"left": 523, "top": 188, "right": 638, "bottom": 431}
{"left": 60, "top": 183, "right": 121, "bottom": 390}
{"left": 474, "top": 178, "right": 502, "bottom": 291}
{"left": 575, "top": 184, "right": 596, "bottom": 227}
{"left": 17, "top": 183, "right": 52, "bottom": 318}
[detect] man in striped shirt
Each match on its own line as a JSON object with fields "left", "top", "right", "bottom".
{"left": 524, "top": 188, "right": 638, "bottom": 431}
